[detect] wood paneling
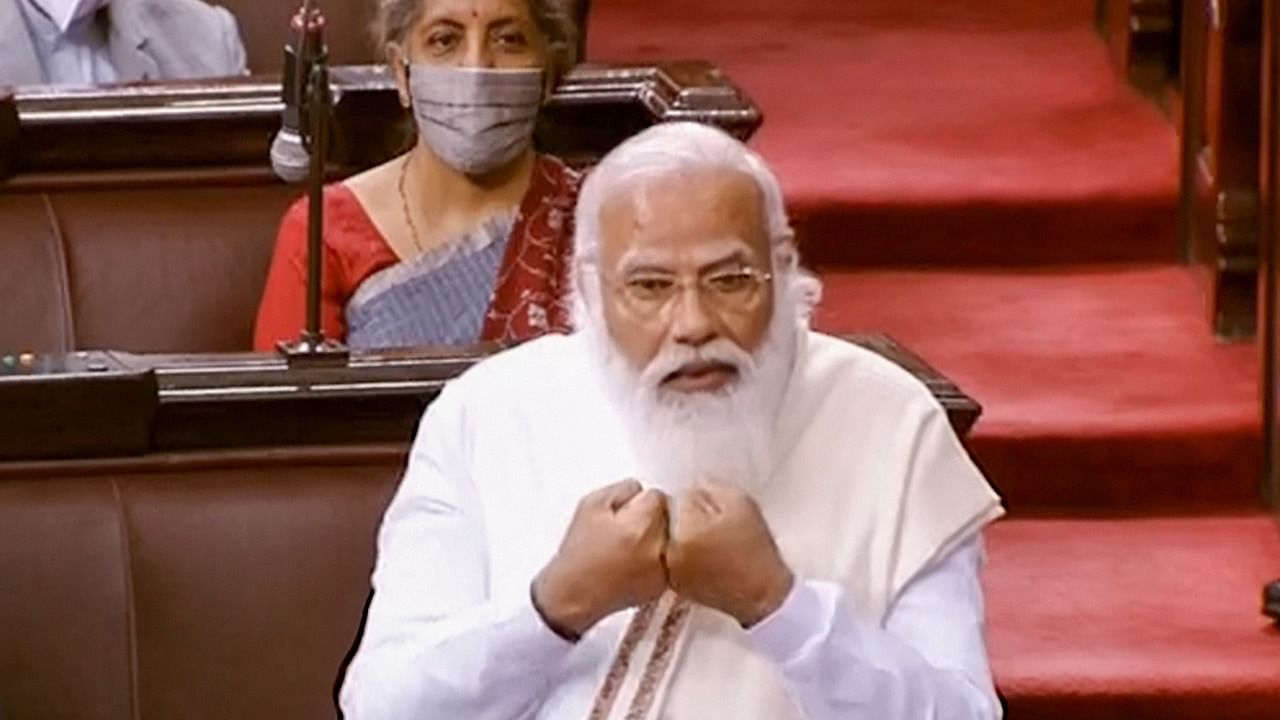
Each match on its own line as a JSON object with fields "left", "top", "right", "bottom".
{"left": 1097, "top": 0, "right": 1180, "bottom": 96}
{"left": 0, "top": 62, "right": 761, "bottom": 192}
{"left": 0, "top": 334, "right": 981, "bottom": 463}
{"left": 1179, "top": 0, "right": 1263, "bottom": 339}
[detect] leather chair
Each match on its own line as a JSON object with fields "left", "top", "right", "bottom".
{"left": 0, "top": 450, "right": 403, "bottom": 719}
{"left": 0, "top": 184, "right": 298, "bottom": 353}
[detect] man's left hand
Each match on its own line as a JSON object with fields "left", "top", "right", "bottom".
{"left": 665, "top": 482, "right": 794, "bottom": 628}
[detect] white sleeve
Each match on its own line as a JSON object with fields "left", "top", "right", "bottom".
{"left": 747, "top": 534, "right": 1000, "bottom": 720}
{"left": 339, "top": 386, "right": 574, "bottom": 720}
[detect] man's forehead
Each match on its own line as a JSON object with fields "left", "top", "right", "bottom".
{"left": 603, "top": 166, "right": 760, "bottom": 218}
{"left": 598, "top": 167, "right": 766, "bottom": 259}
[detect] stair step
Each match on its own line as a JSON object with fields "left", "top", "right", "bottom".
{"left": 590, "top": 0, "right": 1178, "bottom": 267}
{"left": 987, "top": 515, "right": 1280, "bottom": 719}
{"left": 812, "top": 265, "right": 1259, "bottom": 511}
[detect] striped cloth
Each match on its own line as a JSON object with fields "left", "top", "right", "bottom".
{"left": 345, "top": 212, "right": 516, "bottom": 349}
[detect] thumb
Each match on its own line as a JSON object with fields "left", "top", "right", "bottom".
{"left": 587, "top": 478, "right": 643, "bottom": 512}
{"left": 620, "top": 488, "right": 668, "bottom": 516}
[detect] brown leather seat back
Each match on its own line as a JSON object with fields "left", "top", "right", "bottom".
{"left": 125, "top": 464, "right": 398, "bottom": 718}
{"left": 0, "top": 456, "right": 402, "bottom": 720}
{"left": 53, "top": 185, "right": 297, "bottom": 353}
{"left": 0, "top": 478, "right": 134, "bottom": 718}
{"left": 0, "top": 184, "right": 297, "bottom": 353}
{"left": 0, "top": 194, "right": 74, "bottom": 351}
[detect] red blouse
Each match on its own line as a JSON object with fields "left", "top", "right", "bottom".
{"left": 253, "top": 155, "right": 582, "bottom": 351}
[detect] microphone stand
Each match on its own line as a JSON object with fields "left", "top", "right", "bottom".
{"left": 277, "top": 0, "right": 349, "bottom": 367}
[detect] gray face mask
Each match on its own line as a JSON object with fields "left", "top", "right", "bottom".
{"left": 407, "top": 65, "right": 544, "bottom": 176}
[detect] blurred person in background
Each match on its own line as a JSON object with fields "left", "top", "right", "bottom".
{"left": 0, "top": 0, "right": 248, "bottom": 86}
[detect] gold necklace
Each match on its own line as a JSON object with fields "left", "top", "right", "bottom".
{"left": 397, "top": 155, "right": 427, "bottom": 255}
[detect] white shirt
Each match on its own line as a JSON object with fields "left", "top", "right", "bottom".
{"left": 19, "top": 0, "right": 118, "bottom": 85}
{"left": 340, "top": 333, "right": 1002, "bottom": 720}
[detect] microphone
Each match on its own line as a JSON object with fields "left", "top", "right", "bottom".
{"left": 270, "top": 125, "right": 309, "bottom": 184}
{"left": 270, "top": 3, "right": 320, "bottom": 183}
{"left": 271, "top": 0, "right": 347, "bottom": 365}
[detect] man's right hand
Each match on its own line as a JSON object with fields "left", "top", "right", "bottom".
{"left": 532, "top": 479, "right": 669, "bottom": 639}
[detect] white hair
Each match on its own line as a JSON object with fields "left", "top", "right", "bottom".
{"left": 570, "top": 121, "right": 821, "bottom": 328}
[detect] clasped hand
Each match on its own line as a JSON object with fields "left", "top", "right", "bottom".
{"left": 532, "top": 479, "right": 794, "bottom": 639}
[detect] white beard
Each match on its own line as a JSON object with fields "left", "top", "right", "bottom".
{"left": 585, "top": 303, "right": 800, "bottom": 499}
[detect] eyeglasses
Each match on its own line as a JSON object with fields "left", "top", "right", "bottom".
{"left": 603, "top": 267, "right": 773, "bottom": 319}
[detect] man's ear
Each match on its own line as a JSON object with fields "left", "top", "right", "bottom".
{"left": 772, "top": 240, "right": 799, "bottom": 274}
{"left": 388, "top": 44, "right": 411, "bottom": 108}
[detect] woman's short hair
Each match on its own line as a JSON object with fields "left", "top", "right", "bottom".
{"left": 371, "top": 0, "right": 580, "bottom": 81}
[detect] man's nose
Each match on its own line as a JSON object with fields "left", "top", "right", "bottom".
{"left": 669, "top": 286, "right": 718, "bottom": 346}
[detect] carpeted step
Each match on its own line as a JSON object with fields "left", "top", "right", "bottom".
{"left": 986, "top": 515, "right": 1280, "bottom": 719}
{"left": 589, "top": 0, "right": 1178, "bottom": 268}
{"left": 811, "top": 265, "right": 1260, "bottom": 512}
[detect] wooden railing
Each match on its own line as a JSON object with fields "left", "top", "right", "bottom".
{"left": 1096, "top": 0, "right": 1180, "bottom": 98}
{"left": 1180, "top": 0, "right": 1263, "bottom": 339}
{"left": 1099, "top": 0, "right": 1264, "bottom": 340}
{"left": 1262, "top": 0, "right": 1280, "bottom": 514}
{"left": 1252, "top": 0, "right": 1278, "bottom": 621}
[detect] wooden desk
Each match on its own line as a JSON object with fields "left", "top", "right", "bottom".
{"left": 0, "top": 334, "right": 979, "bottom": 464}
{"left": 0, "top": 62, "right": 761, "bottom": 191}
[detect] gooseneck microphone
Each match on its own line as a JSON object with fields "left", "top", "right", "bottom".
{"left": 270, "top": 3, "right": 320, "bottom": 183}
{"left": 271, "top": 0, "right": 348, "bottom": 365}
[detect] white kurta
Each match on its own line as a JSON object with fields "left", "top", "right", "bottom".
{"left": 340, "top": 330, "right": 1005, "bottom": 720}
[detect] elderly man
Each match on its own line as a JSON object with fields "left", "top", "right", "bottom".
{"left": 0, "top": 0, "right": 246, "bottom": 87}
{"left": 340, "top": 122, "right": 1005, "bottom": 720}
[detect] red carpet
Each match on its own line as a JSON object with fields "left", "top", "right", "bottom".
{"left": 987, "top": 516, "right": 1280, "bottom": 719}
{"left": 588, "top": 0, "right": 1274, "bottom": 716}
{"left": 812, "top": 265, "right": 1261, "bottom": 511}
{"left": 589, "top": 0, "right": 1178, "bottom": 267}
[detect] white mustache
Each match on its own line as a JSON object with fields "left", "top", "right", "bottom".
{"left": 639, "top": 339, "right": 757, "bottom": 389}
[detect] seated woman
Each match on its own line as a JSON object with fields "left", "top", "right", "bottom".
{"left": 254, "top": 0, "right": 581, "bottom": 350}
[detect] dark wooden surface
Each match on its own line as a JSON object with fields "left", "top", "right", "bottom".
{"left": 1179, "top": 0, "right": 1263, "bottom": 339}
{"left": 0, "top": 352, "right": 156, "bottom": 461}
{"left": 1096, "top": 0, "right": 1179, "bottom": 97}
{"left": 0, "top": 90, "right": 16, "bottom": 178}
{"left": 1, "top": 61, "right": 760, "bottom": 191}
{"left": 1101, "top": 0, "right": 1266, "bottom": 339}
{"left": 0, "top": 334, "right": 980, "bottom": 463}
{"left": 1261, "top": 0, "right": 1279, "bottom": 511}
{"left": 1254, "top": 0, "right": 1278, "bottom": 616}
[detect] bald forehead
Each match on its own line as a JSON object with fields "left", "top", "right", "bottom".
{"left": 597, "top": 167, "right": 769, "bottom": 270}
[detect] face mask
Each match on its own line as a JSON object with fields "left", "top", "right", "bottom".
{"left": 407, "top": 65, "right": 544, "bottom": 176}
{"left": 30, "top": 0, "right": 109, "bottom": 34}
